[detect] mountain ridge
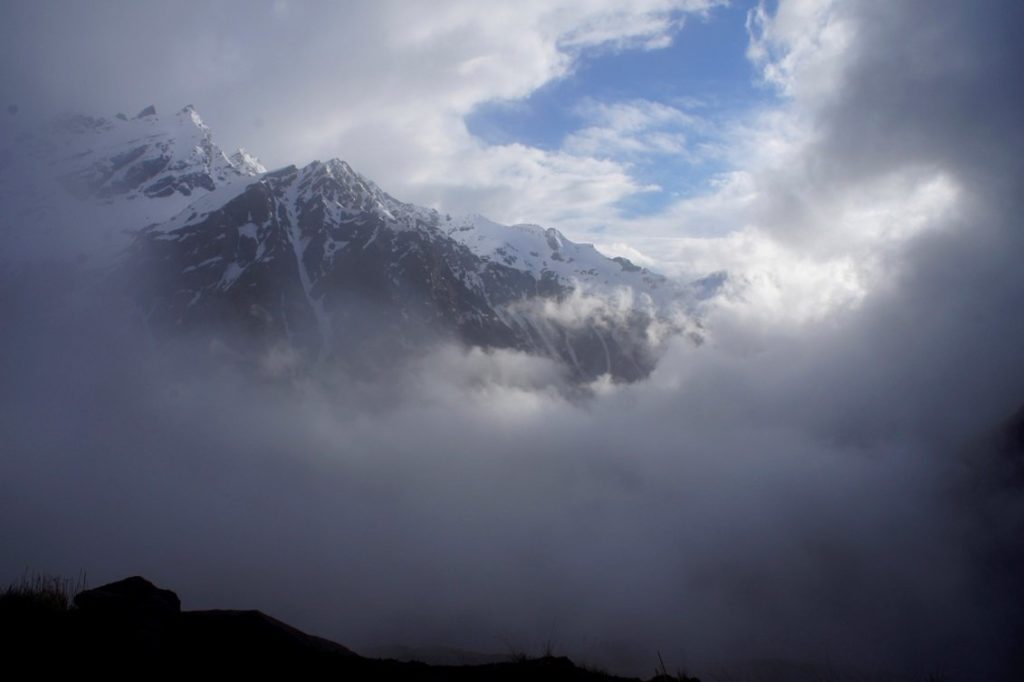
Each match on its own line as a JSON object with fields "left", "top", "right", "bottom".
{"left": 2, "top": 104, "right": 720, "bottom": 382}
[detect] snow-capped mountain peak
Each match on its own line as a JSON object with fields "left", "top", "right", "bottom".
{"left": 3, "top": 104, "right": 714, "bottom": 381}
{"left": 444, "top": 213, "right": 672, "bottom": 302}
{"left": 1, "top": 104, "right": 267, "bottom": 264}
{"left": 49, "top": 103, "right": 262, "bottom": 202}
{"left": 230, "top": 148, "right": 267, "bottom": 175}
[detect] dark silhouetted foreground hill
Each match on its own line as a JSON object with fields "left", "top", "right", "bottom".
{"left": 0, "top": 575, "right": 698, "bottom": 680}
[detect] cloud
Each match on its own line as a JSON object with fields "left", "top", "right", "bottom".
{"left": 591, "top": 0, "right": 981, "bottom": 330}
{"left": 2, "top": 1, "right": 1024, "bottom": 680}
{"left": 0, "top": 0, "right": 721, "bottom": 231}
{"left": 0, "top": 261, "right": 1019, "bottom": 678}
{"left": 745, "top": 0, "right": 853, "bottom": 100}
{"left": 563, "top": 99, "right": 707, "bottom": 161}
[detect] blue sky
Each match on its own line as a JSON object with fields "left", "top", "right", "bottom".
{"left": 467, "top": 1, "right": 770, "bottom": 218}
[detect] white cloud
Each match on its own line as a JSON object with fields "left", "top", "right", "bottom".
{"left": 246, "top": 1, "right": 724, "bottom": 227}
{"left": 746, "top": 0, "right": 855, "bottom": 100}
{"left": 563, "top": 99, "right": 706, "bottom": 160}
{"left": 1, "top": 0, "right": 723, "bottom": 233}
{"left": 583, "top": 0, "right": 963, "bottom": 330}
{"left": 0, "top": 0, "right": 980, "bottom": 336}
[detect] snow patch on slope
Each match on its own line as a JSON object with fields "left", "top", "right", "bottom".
{"left": 0, "top": 105, "right": 265, "bottom": 265}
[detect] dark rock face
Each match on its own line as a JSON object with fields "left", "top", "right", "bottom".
{"left": 612, "top": 257, "right": 642, "bottom": 273}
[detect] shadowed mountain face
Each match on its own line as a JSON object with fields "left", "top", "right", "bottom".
{"left": 0, "top": 105, "right": 710, "bottom": 382}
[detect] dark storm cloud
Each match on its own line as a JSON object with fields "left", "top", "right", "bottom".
{"left": 2, "top": 1, "right": 1023, "bottom": 680}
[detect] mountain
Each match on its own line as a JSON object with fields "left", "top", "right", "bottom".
{"left": 0, "top": 104, "right": 264, "bottom": 264}
{"left": 2, "top": 105, "right": 718, "bottom": 382}
{"left": 54, "top": 104, "right": 265, "bottom": 201}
